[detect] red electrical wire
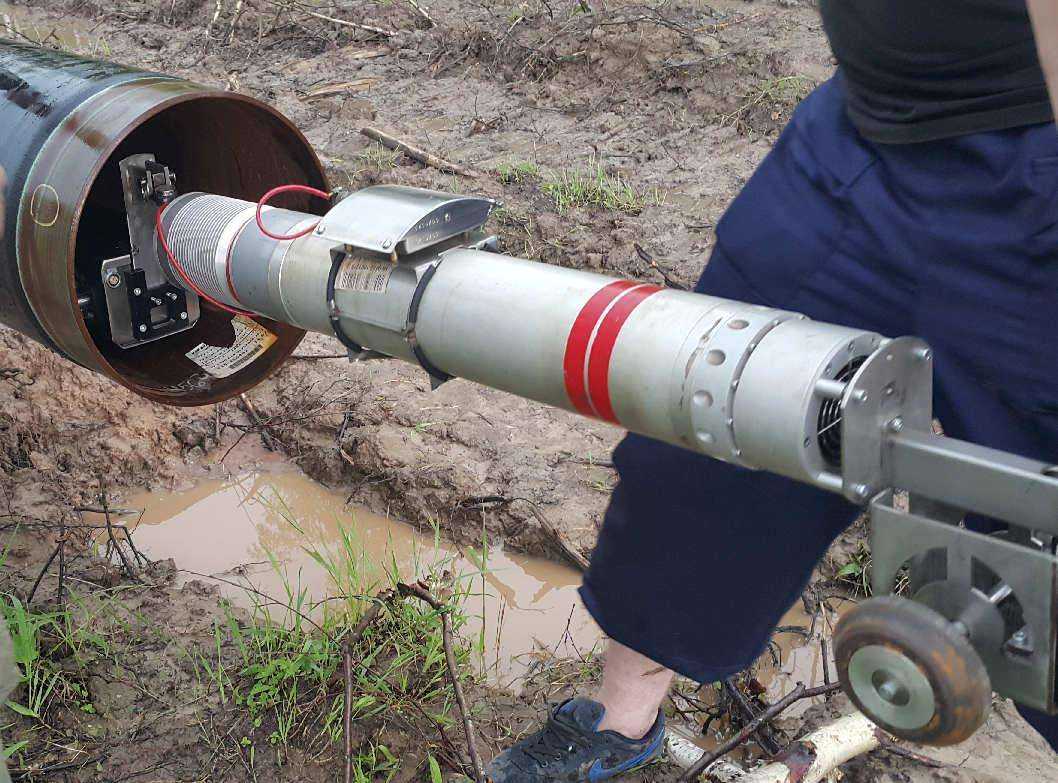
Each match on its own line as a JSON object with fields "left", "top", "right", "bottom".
{"left": 255, "top": 184, "right": 331, "bottom": 241}
{"left": 155, "top": 204, "right": 255, "bottom": 317}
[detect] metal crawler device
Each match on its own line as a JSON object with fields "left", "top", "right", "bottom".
{"left": 2, "top": 42, "right": 1058, "bottom": 747}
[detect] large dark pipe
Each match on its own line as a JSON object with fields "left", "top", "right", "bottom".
{"left": 0, "top": 41, "right": 326, "bottom": 405}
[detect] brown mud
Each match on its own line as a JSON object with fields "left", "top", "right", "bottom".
{"left": 1, "top": 0, "right": 1057, "bottom": 781}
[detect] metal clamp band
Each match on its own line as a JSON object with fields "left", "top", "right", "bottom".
{"left": 326, "top": 250, "right": 367, "bottom": 357}
{"left": 406, "top": 260, "right": 452, "bottom": 387}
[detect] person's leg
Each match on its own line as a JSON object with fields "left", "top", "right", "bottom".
{"left": 894, "top": 119, "right": 1058, "bottom": 747}
{"left": 579, "top": 74, "right": 897, "bottom": 732}
{"left": 486, "top": 77, "right": 891, "bottom": 780}
{"left": 574, "top": 81, "right": 1058, "bottom": 757}
{"left": 595, "top": 642, "right": 675, "bottom": 738}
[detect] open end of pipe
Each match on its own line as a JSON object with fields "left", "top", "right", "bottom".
{"left": 70, "top": 93, "right": 326, "bottom": 405}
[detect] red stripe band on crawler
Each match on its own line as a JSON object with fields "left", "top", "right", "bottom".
{"left": 563, "top": 280, "right": 638, "bottom": 417}
{"left": 586, "top": 284, "right": 663, "bottom": 424}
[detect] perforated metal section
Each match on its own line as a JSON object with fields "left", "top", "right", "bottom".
{"left": 163, "top": 194, "right": 252, "bottom": 302}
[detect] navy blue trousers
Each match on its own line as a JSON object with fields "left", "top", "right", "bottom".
{"left": 579, "top": 75, "right": 1058, "bottom": 747}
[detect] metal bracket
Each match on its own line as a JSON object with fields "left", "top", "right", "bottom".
{"left": 119, "top": 154, "right": 176, "bottom": 289}
{"left": 101, "top": 155, "right": 198, "bottom": 348}
{"left": 871, "top": 491, "right": 1058, "bottom": 713}
{"left": 316, "top": 185, "right": 494, "bottom": 256}
{"left": 839, "top": 337, "right": 933, "bottom": 503}
{"left": 100, "top": 256, "right": 196, "bottom": 347}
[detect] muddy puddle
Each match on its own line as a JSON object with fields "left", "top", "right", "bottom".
{"left": 754, "top": 601, "right": 840, "bottom": 713}
{"left": 91, "top": 464, "right": 837, "bottom": 701}
{"left": 98, "top": 468, "right": 603, "bottom": 687}
{"left": 0, "top": 4, "right": 110, "bottom": 57}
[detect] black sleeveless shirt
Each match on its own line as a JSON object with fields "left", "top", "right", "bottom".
{"left": 819, "top": 0, "right": 1053, "bottom": 143}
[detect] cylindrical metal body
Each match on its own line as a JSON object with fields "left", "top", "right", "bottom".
{"left": 416, "top": 250, "right": 882, "bottom": 486}
{"left": 0, "top": 42, "right": 326, "bottom": 405}
{"left": 162, "top": 192, "right": 884, "bottom": 489}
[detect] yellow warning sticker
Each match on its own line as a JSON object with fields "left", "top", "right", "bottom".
{"left": 186, "top": 315, "right": 277, "bottom": 378}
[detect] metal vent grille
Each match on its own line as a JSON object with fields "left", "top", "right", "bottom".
{"left": 817, "top": 357, "right": 866, "bottom": 467}
{"left": 163, "top": 194, "right": 252, "bottom": 303}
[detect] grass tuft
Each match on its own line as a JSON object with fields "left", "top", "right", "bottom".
{"left": 542, "top": 157, "right": 664, "bottom": 214}
{"left": 496, "top": 161, "right": 541, "bottom": 185}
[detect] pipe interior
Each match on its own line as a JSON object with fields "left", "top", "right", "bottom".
{"left": 73, "top": 95, "right": 326, "bottom": 405}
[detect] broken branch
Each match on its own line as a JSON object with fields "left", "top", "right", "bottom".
{"left": 361, "top": 126, "right": 482, "bottom": 178}
{"left": 403, "top": 0, "right": 435, "bottom": 27}
{"left": 344, "top": 593, "right": 391, "bottom": 783}
{"left": 678, "top": 682, "right": 842, "bottom": 781}
{"left": 256, "top": 0, "right": 396, "bottom": 37}
{"left": 397, "top": 581, "right": 486, "bottom": 783}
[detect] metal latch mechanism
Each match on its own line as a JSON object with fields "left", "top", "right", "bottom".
{"left": 100, "top": 154, "right": 200, "bottom": 348}
{"left": 316, "top": 185, "right": 495, "bottom": 257}
{"left": 319, "top": 185, "right": 496, "bottom": 386}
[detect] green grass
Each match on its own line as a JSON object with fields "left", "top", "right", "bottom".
{"left": 2, "top": 502, "right": 479, "bottom": 781}
{"left": 187, "top": 504, "right": 475, "bottom": 779}
{"left": 496, "top": 161, "right": 541, "bottom": 185}
{"left": 720, "top": 75, "right": 815, "bottom": 132}
{"left": 356, "top": 142, "right": 403, "bottom": 174}
{"left": 833, "top": 542, "right": 910, "bottom": 598}
{"left": 0, "top": 593, "right": 106, "bottom": 767}
{"left": 542, "top": 157, "right": 664, "bottom": 214}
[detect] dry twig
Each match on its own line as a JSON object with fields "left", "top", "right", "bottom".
{"left": 403, "top": 0, "right": 435, "bottom": 27}
{"left": 99, "top": 488, "right": 137, "bottom": 579}
{"left": 257, "top": 0, "right": 396, "bottom": 37}
{"left": 238, "top": 393, "right": 276, "bottom": 450}
{"left": 397, "top": 581, "right": 486, "bottom": 783}
{"left": 305, "top": 78, "right": 379, "bottom": 99}
{"left": 26, "top": 540, "right": 62, "bottom": 606}
{"left": 458, "top": 495, "right": 589, "bottom": 571}
{"left": 361, "top": 126, "right": 482, "bottom": 178}
{"left": 634, "top": 243, "right": 688, "bottom": 290}
{"left": 343, "top": 593, "right": 392, "bottom": 783}
{"left": 876, "top": 739, "right": 948, "bottom": 769}
{"left": 678, "top": 682, "right": 842, "bottom": 781}
{"left": 722, "top": 678, "right": 781, "bottom": 755}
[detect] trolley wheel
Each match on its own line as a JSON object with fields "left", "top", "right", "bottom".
{"left": 833, "top": 595, "right": 991, "bottom": 746}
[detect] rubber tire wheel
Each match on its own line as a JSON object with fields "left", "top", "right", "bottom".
{"left": 834, "top": 595, "right": 991, "bottom": 746}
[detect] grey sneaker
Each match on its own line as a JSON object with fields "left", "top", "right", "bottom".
{"left": 486, "top": 697, "right": 664, "bottom": 782}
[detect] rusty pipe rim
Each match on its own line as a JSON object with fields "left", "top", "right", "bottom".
{"left": 16, "top": 77, "right": 327, "bottom": 405}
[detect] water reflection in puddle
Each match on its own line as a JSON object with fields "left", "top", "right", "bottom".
{"left": 114, "top": 469, "right": 602, "bottom": 687}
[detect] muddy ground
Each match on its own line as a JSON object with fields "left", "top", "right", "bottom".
{"left": 2, "top": 0, "right": 1058, "bottom": 780}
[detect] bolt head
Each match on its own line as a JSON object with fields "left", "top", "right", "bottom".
{"left": 382, "top": 239, "right": 392, "bottom": 249}
{"left": 853, "top": 483, "right": 871, "bottom": 500}
{"left": 132, "top": 287, "right": 143, "bottom": 296}
{"left": 106, "top": 273, "right": 122, "bottom": 288}
{"left": 914, "top": 346, "right": 933, "bottom": 362}
{"left": 853, "top": 389, "right": 869, "bottom": 404}
{"left": 888, "top": 417, "right": 904, "bottom": 433}
{"left": 179, "top": 312, "right": 188, "bottom": 320}
{"left": 315, "top": 224, "right": 325, "bottom": 235}
{"left": 138, "top": 324, "right": 147, "bottom": 333}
